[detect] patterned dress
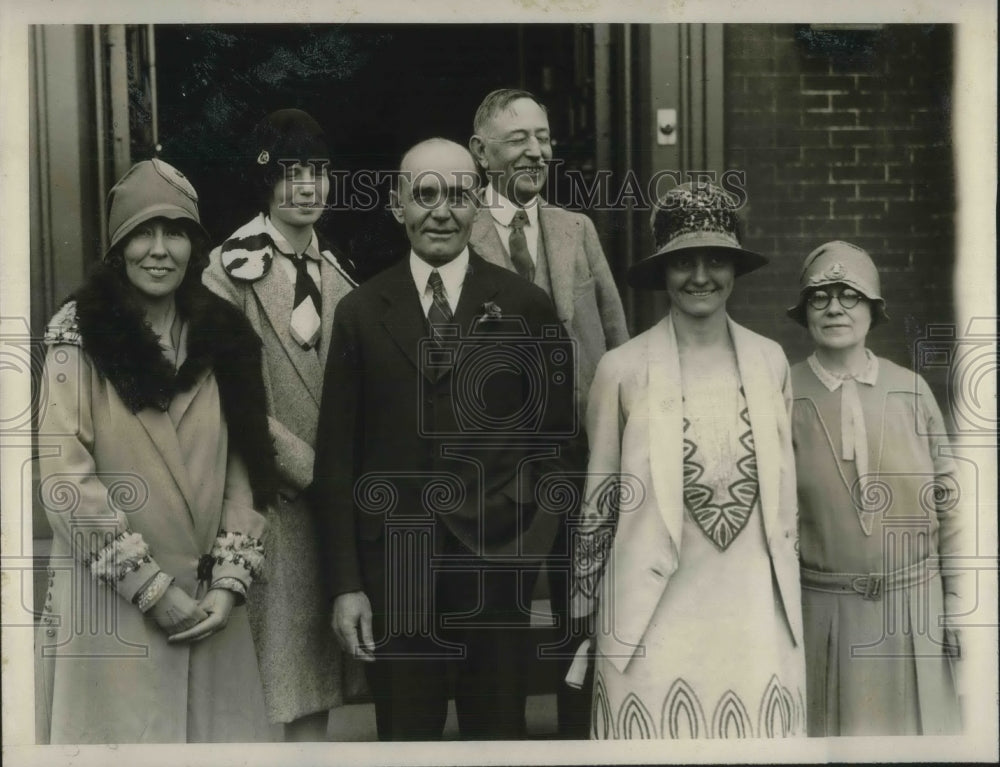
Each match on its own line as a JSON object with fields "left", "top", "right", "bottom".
{"left": 591, "top": 357, "right": 805, "bottom": 739}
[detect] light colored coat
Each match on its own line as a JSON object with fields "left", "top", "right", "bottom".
{"left": 470, "top": 203, "right": 629, "bottom": 408}
{"left": 36, "top": 343, "right": 269, "bottom": 743}
{"left": 573, "top": 315, "right": 804, "bottom": 674}
{"left": 204, "top": 226, "right": 355, "bottom": 491}
{"left": 203, "top": 220, "right": 363, "bottom": 721}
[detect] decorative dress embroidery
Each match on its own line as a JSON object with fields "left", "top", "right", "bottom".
{"left": 589, "top": 371, "right": 805, "bottom": 740}
{"left": 682, "top": 389, "right": 760, "bottom": 551}
{"left": 210, "top": 530, "right": 266, "bottom": 581}
{"left": 593, "top": 670, "right": 803, "bottom": 739}
{"left": 44, "top": 301, "right": 82, "bottom": 347}
{"left": 88, "top": 531, "right": 152, "bottom": 585}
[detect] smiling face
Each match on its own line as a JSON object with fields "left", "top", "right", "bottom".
{"left": 268, "top": 161, "right": 330, "bottom": 231}
{"left": 471, "top": 97, "right": 552, "bottom": 205}
{"left": 664, "top": 250, "right": 736, "bottom": 320}
{"left": 805, "top": 283, "right": 872, "bottom": 354}
{"left": 392, "top": 140, "right": 480, "bottom": 267}
{"left": 122, "top": 218, "right": 192, "bottom": 301}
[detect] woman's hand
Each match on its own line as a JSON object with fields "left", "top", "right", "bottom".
{"left": 166, "top": 588, "right": 237, "bottom": 644}
{"left": 148, "top": 585, "right": 209, "bottom": 637}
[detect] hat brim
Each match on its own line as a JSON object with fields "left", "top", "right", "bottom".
{"left": 106, "top": 204, "right": 209, "bottom": 255}
{"left": 627, "top": 240, "right": 769, "bottom": 290}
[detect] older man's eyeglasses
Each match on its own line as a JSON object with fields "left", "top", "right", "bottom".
{"left": 807, "top": 287, "right": 864, "bottom": 311}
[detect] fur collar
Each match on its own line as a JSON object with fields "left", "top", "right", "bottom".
{"left": 48, "top": 265, "right": 278, "bottom": 507}
{"left": 219, "top": 212, "right": 358, "bottom": 285}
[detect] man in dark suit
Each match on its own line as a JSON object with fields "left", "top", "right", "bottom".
{"left": 469, "top": 88, "right": 627, "bottom": 738}
{"left": 312, "top": 138, "right": 577, "bottom": 740}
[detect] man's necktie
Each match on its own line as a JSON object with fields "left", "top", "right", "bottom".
{"left": 289, "top": 253, "right": 322, "bottom": 350}
{"left": 426, "top": 270, "right": 453, "bottom": 344}
{"left": 508, "top": 208, "right": 535, "bottom": 282}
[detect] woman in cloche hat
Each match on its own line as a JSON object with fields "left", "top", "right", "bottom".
{"left": 788, "top": 241, "right": 963, "bottom": 736}
{"left": 37, "top": 158, "right": 277, "bottom": 743}
{"left": 202, "top": 109, "right": 361, "bottom": 741}
{"left": 569, "top": 182, "right": 806, "bottom": 739}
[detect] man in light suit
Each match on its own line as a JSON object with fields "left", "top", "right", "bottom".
{"left": 469, "top": 88, "right": 629, "bottom": 405}
{"left": 311, "top": 139, "right": 577, "bottom": 740}
{"left": 469, "top": 88, "right": 628, "bottom": 736}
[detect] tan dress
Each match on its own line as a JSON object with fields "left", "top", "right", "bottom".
{"left": 792, "top": 354, "right": 962, "bottom": 735}
{"left": 592, "top": 354, "right": 805, "bottom": 738}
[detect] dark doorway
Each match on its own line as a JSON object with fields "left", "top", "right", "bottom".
{"left": 151, "top": 24, "right": 600, "bottom": 281}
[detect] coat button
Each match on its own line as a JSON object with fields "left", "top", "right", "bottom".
{"left": 46, "top": 628, "right": 56, "bottom": 637}
{"left": 784, "top": 531, "right": 791, "bottom": 539}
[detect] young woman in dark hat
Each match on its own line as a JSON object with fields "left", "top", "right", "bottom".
{"left": 787, "top": 241, "right": 963, "bottom": 735}
{"left": 36, "top": 159, "right": 276, "bottom": 743}
{"left": 570, "top": 182, "right": 806, "bottom": 739}
{"left": 202, "top": 108, "right": 360, "bottom": 741}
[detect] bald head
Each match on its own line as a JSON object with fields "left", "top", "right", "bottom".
{"left": 392, "top": 138, "right": 481, "bottom": 267}
{"left": 399, "top": 138, "right": 477, "bottom": 182}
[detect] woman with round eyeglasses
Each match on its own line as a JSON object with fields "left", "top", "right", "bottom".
{"left": 571, "top": 182, "right": 806, "bottom": 739}
{"left": 787, "top": 240, "right": 963, "bottom": 736}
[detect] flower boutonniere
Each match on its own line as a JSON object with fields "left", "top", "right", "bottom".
{"left": 474, "top": 301, "right": 503, "bottom": 328}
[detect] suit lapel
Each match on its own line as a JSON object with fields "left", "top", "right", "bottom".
{"left": 380, "top": 261, "right": 437, "bottom": 381}
{"left": 470, "top": 208, "right": 508, "bottom": 268}
{"left": 251, "top": 265, "right": 324, "bottom": 404}
{"left": 647, "top": 317, "right": 686, "bottom": 549}
{"left": 538, "top": 204, "right": 577, "bottom": 323}
{"left": 729, "top": 318, "right": 781, "bottom": 545}
{"left": 317, "top": 252, "right": 354, "bottom": 370}
{"left": 453, "top": 254, "right": 501, "bottom": 329}
{"left": 135, "top": 408, "right": 198, "bottom": 521}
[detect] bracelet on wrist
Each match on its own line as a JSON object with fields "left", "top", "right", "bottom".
{"left": 137, "top": 571, "right": 174, "bottom": 613}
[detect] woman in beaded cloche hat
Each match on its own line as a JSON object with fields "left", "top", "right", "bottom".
{"left": 569, "top": 181, "right": 806, "bottom": 739}
{"left": 787, "top": 240, "right": 964, "bottom": 736}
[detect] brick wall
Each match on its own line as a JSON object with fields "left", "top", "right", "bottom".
{"left": 724, "top": 24, "right": 955, "bottom": 399}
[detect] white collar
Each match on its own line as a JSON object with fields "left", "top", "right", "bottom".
{"left": 264, "top": 216, "right": 321, "bottom": 261}
{"left": 808, "top": 349, "right": 879, "bottom": 392}
{"left": 484, "top": 183, "right": 539, "bottom": 229}
{"left": 409, "top": 248, "right": 469, "bottom": 306}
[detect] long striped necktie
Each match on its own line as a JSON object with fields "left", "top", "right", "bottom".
{"left": 426, "top": 270, "right": 453, "bottom": 344}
